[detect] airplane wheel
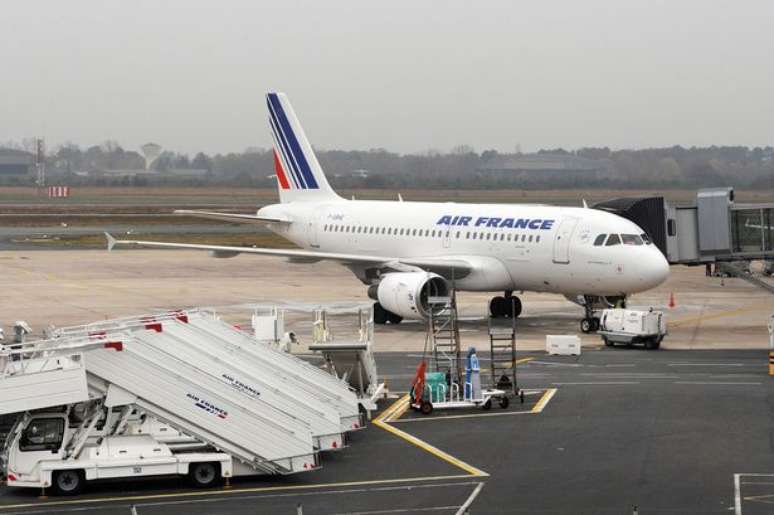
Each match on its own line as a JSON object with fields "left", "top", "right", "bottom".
{"left": 489, "top": 296, "right": 507, "bottom": 318}
{"left": 507, "top": 296, "right": 522, "bottom": 318}
{"left": 580, "top": 318, "right": 593, "bottom": 333}
{"left": 373, "top": 303, "right": 389, "bottom": 324}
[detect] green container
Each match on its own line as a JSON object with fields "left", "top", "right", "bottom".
{"left": 425, "top": 372, "right": 447, "bottom": 403}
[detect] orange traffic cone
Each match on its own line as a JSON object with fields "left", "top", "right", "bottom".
{"left": 668, "top": 292, "right": 676, "bottom": 309}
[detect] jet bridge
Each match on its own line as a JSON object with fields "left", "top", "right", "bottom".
{"left": 1, "top": 321, "right": 333, "bottom": 475}
{"left": 594, "top": 187, "right": 774, "bottom": 265}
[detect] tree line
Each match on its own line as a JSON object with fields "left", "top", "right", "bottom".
{"left": 1, "top": 139, "right": 772, "bottom": 189}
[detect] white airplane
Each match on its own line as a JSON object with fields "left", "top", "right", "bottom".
{"left": 106, "top": 92, "right": 670, "bottom": 333}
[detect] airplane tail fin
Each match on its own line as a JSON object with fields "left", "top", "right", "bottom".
{"left": 266, "top": 92, "right": 342, "bottom": 203}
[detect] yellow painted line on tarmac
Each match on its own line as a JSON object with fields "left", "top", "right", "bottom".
{"left": 531, "top": 388, "right": 557, "bottom": 413}
{"left": 0, "top": 474, "right": 475, "bottom": 511}
{"left": 373, "top": 394, "right": 489, "bottom": 477}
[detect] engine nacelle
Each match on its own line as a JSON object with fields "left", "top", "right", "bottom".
{"left": 368, "top": 272, "right": 450, "bottom": 320}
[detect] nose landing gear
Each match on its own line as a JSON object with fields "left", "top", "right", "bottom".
{"left": 489, "top": 292, "right": 522, "bottom": 319}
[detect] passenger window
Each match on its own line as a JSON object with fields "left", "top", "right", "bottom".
{"left": 593, "top": 234, "right": 606, "bottom": 246}
{"left": 528, "top": 235, "right": 533, "bottom": 242}
{"left": 466, "top": 232, "right": 470, "bottom": 239}
{"left": 536, "top": 235, "right": 540, "bottom": 242}
{"left": 521, "top": 234, "right": 526, "bottom": 242}
{"left": 486, "top": 233, "right": 491, "bottom": 240}
{"left": 20, "top": 418, "right": 64, "bottom": 452}
{"left": 507, "top": 234, "right": 512, "bottom": 241}
{"left": 455, "top": 231, "right": 460, "bottom": 238}
{"left": 605, "top": 234, "right": 621, "bottom": 246}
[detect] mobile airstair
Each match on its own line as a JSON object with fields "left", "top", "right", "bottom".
{"left": 53, "top": 310, "right": 363, "bottom": 433}
{"left": 1, "top": 332, "right": 318, "bottom": 475}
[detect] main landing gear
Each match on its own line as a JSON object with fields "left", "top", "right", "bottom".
{"left": 489, "top": 292, "right": 522, "bottom": 319}
{"left": 373, "top": 302, "right": 403, "bottom": 325}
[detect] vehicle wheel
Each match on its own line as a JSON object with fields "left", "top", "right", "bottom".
{"left": 420, "top": 400, "right": 433, "bottom": 415}
{"left": 580, "top": 318, "right": 593, "bottom": 333}
{"left": 189, "top": 462, "right": 221, "bottom": 488}
{"left": 489, "top": 296, "right": 507, "bottom": 318}
{"left": 499, "top": 396, "right": 510, "bottom": 409}
{"left": 52, "top": 470, "right": 84, "bottom": 496}
{"left": 387, "top": 311, "right": 403, "bottom": 324}
{"left": 482, "top": 399, "right": 492, "bottom": 410}
{"left": 373, "top": 303, "right": 389, "bottom": 325}
{"left": 603, "top": 336, "right": 613, "bottom": 347}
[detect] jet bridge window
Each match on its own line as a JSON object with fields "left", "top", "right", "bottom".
{"left": 605, "top": 234, "right": 621, "bottom": 246}
{"left": 593, "top": 234, "right": 606, "bottom": 246}
{"left": 621, "top": 234, "right": 644, "bottom": 245}
{"left": 19, "top": 418, "right": 64, "bottom": 452}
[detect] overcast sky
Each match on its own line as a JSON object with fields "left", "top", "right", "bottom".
{"left": 2, "top": 1, "right": 773, "bottom": 155}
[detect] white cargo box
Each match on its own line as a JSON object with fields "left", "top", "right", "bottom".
{"left": 546, "top": 335, "right": 581, "bottom": 356}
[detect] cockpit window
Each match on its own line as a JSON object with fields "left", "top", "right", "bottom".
{"left": 593, "top": 234, "right": 607, "bottom": 246}
{"left": 621, "top": 234, "right": 644, "bottom": 245}
{"left": 605, "top": 234, "right": 621, "bottom": 246}
{"left": 641, "top": 233, "right": 651, "bottom": 244}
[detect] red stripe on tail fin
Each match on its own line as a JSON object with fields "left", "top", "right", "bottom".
{"left": 273, "top": 150, "right": 290, "bottom": 190}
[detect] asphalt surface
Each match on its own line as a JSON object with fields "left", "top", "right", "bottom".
{"left": 2, "top": 348, "right": 773, "bottom": 514}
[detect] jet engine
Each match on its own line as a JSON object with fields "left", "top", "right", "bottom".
{"left": 368, "top": 272, "right": 450, "bottom": 320}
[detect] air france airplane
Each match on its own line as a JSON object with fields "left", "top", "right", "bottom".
{"left": 107, "top": 92, "right": 670, "bottom": 333}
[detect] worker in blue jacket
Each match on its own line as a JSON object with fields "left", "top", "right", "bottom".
{"left": 465, "top": 347, "right": 481, "bottom": 400}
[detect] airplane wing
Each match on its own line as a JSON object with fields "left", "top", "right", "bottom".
{"left": 104, "top": 233, "right": 473, "bottom": 277}
{"left": 173, "top": 210, "right": 291, "bottom": 225}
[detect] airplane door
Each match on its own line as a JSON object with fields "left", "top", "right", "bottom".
{"left": 308, "top": 207, "right": 325, "bottom": 249}
{"left": 442, "top": 226, "right": 451, "bottom": 249}
{"left": 552, "top": 216, "right": 579, "bottom": 264}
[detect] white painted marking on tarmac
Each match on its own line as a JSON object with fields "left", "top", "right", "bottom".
{"left": 734, "top": 473, "right": 741, "bottom": 515}
{"left": 552, "top": 382, "right": 640, "bottom": 385}
{"left": 675, "top": 381, "right": 761, "bottom": 385}
{"left": 604, "top": 364, "right": 636, "bottom": 367}
{"left": 668, "top": 363, "right": 745, "bottom": 367}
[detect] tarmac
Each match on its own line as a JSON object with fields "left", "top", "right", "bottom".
{"left": 1, "top": 249, "right": 774, "bottom": 514}
{"left": 0, "top": 249, "right": 771, "bottom": 350}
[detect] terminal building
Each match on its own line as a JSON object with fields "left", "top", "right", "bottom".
{"left": 0, "top": 149, "right": 32, "bottom": 176}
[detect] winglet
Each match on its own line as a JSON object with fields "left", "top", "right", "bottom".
{"left": 582, "top": 199, "right": 589, "bottom": 209}
{"left": 105, "top": 232, "right": 117, "bottom": 252}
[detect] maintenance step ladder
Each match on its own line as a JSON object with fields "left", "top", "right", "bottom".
{"left": 427, "top": 294, "right": 461, "bottom": 386}
{"left": 488, "top": 315, "right": 518, "bottom": 396}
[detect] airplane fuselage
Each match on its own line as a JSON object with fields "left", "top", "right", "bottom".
{"left": 259, "top": 199, "right": 670, "bottom": 297}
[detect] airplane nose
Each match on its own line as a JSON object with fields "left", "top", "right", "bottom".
{"left": 641, "top": 250, "right": 670, "bottom": 288}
